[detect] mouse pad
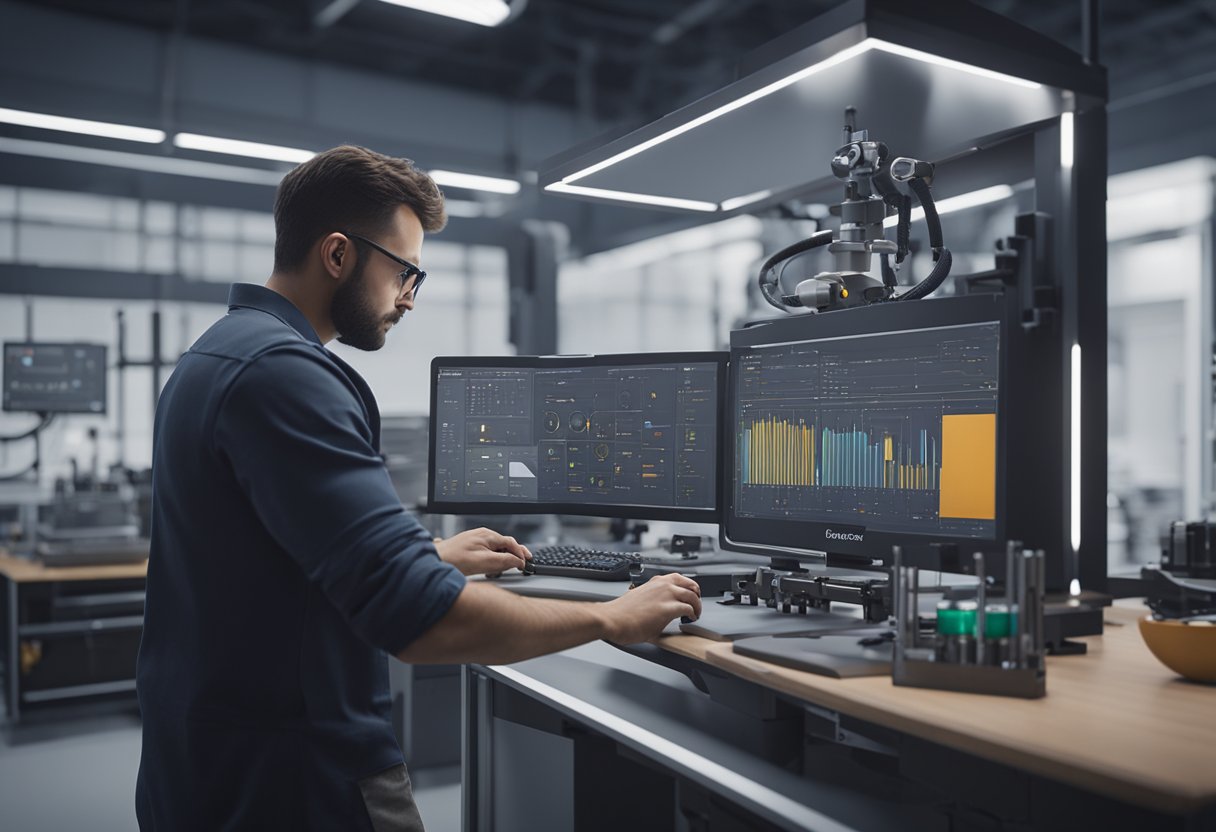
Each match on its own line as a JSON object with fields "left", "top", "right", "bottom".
{"left": 732, "top": 633, "right": 894, "bottom": 678}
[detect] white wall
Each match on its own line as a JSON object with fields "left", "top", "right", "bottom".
{"left": 1105, "top": 157, "right": 1215, "bottom": 563}
{"left": 0, "top": 186, "right": 513, "bottom": 483}
{"left": 558, "top": 216, "right": 763, "bottom": 354}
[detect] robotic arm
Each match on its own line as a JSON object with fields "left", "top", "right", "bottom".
{"left": 758, "top": 108, "right": 953, "bottom": 313}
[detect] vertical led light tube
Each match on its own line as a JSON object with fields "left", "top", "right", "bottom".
{"left": 1060, "top": 111, "right": 1074, "bottom": 170}
{"left": 1070, "top": 343, "right": 1082, "bottom": 554}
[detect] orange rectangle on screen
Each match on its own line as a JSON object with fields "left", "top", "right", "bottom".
{"left": 939, "top": 413, "right": 996, "bottom": 520}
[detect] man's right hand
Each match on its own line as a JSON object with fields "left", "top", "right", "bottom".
{"left": 599, "top": 573, "right": 702, "bottom": 645}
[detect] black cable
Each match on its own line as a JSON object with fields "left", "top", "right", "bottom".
{"left": 908, "top": 178, "right": 944, "bottom": 253}
{"left": 896, "top": 194, "right": 911, "bottom": 263}
{"left": 757, "top": 230, "right": 834, "bottom": 311}
{"left": 897, "top": 248, "right": 953, "bottom": 300}
{"left": 0, "top": 412, "right": 53, "bottom": 443}
{"left": 889, "top": 177, "right": 951, "bottom": 301}
{"left": 880, "top": 253, "right": 898, "bottom": 289}
{"left": 0, "top": 461, "right": 38, "bottom": 482}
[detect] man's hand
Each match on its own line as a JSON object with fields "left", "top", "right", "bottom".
{"left": 434, "top": 527, "right": 532, "bottom": 577}
{"left": 599, "top": 573, "right": 702, "bottom": 645}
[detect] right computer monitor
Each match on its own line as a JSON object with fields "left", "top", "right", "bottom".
{"left": 723, "top": 293, "right": 1034, "bottom": 570}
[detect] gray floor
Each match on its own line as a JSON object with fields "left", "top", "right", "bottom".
{"left": 0, "top": 710, "right": 461, "bottom": 831}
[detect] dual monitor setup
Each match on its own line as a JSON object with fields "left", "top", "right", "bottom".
{"left": 428, "top": 291, "right": 1039, "bottom": 581}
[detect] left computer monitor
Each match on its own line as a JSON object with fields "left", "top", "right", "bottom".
{"left": 3, "top": 343, "right": 107, "bottom": 414}
{"left": 428, "top": 352, "right": 726, "bottom": 522}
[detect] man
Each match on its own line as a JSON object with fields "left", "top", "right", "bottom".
{"left": 135, "top": 145, "right": 701, "bottom": 830}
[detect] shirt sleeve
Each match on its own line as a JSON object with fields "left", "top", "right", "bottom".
{"left": 212, "top": 344, "right": 465, "bottom": 655}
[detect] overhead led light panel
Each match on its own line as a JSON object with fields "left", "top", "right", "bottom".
{"left": 377, "top": 0, "right": 511, "bottom": 27}
{"left": 541, "top": 1, "right": 1102, "bottom": 213}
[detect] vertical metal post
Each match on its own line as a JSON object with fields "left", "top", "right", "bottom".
{"left": 460, "top": 665, "right": 474, "bottom": 832}
{"left": 1018, "top": 549, "right": 1032, "bottom": 667}
{"left": 1081, "top": 0, "right": 1100, "bottom": 66}
{"left": 506, "top": 221, "right": 560, "bottom": 356}
{"left": 892, "top": 546, "right": 904, "bottom": 644}
{"left": 974, "top": 552, "right": 987, "bottom": 666}
{"left": 1075, "top": 105, "right": 1110, "bottom": 593}
{"left": 1191, "top": 172, "right": 1216, "bottom": 519}
{"left": 1035, "top": 101, "right": 1108, "bottom": 592}
{"left": 462, "top": 245, "right": 475, "bottom": 356}
{"left": 116, "top": 310, "right": 127, "bottom": 469}
{"left": 1006, "top": 539, "right": 1019, "bottom": 665}
{"left": 151, "top": 308, "right": 162, "bottom": 409}
{"left": 462, "top": 666, "right": 494, "bottom": 832}
{"left": 6, "top": 578, "right": 19, "bottom": 722}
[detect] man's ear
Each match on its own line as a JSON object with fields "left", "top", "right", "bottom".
{"left": 319, "top": 233, "right": 348, "bottom": 281}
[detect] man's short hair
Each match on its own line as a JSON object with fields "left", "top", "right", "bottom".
{"left": 273, "top": 145, "right": 447, "bottom": 271}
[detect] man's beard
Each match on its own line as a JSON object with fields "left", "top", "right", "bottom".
{"left": 331, "top": 258, "right": 402, "bottom": 351}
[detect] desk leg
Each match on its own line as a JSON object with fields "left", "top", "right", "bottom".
{"left": 5, "top": 578, "right": 17, "bottom": 722}
{"left": 461, "top": 666, "right": 493, "bottom": 832}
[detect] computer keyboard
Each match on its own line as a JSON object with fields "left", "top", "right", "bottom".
{"left": 528, "top": 545, "right": 640, "bottom": 581}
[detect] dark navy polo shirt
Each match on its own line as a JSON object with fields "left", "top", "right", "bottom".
{"left": 136, "top": 283, "right": 465, "bottom": 830}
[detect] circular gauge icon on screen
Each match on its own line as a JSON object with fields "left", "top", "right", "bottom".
{"left": 543, "top": 411, "right": 560, "bottom": 434}
{"left": 593, "top": 443, "right": 610, "bottom": 461}
{"left": 569, "top": 411, "right": 588, "bottom": 432}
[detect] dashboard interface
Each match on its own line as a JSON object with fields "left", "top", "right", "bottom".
{"left": 431, "top": 356, "right": 722, "bottom": 515}
{"left": 730, "top": 321, "right": 1000, "bottom": 540}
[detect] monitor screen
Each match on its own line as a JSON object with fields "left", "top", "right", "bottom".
{"left": 429, "top": 353, "right": 725, "bottom": 521}
{"left": 3, "top": 343, "right": 107, "bottom": 414}
{"left": 723, "top": 295, "right": 1007, "bottom": 564}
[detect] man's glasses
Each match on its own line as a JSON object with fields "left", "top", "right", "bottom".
{"left": 342, "top": 231, "right": 427, "bottom": 298}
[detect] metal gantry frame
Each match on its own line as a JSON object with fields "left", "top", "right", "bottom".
{"left": 540, "top": 0, "right": 1111, "bottom": 590}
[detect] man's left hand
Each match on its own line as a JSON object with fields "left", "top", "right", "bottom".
{"left": 434, "top": 527, "right": 532, "bottom": 577}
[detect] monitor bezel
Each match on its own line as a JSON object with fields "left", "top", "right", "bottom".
{"left": 2, "top": 342, "right": 109, "bottom": 415}
{"left": 428, "top": 351, "right": 728, "bottom": 522}
{"left": 720, "top": 294, "right": 1012, "bottom": 567}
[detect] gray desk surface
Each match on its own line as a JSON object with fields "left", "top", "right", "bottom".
{"left": 476, "top": 641, "right": 938, "bottom": 832}
{"left": 485, "top": 566, "right": 947, "bottom": 640}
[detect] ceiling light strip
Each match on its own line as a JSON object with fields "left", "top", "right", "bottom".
{"left": 377, "top": 0, "right": 510, "bottom": 26}
{"left": 882, "top": 184, "right": 1014, "bottom": 227}
{"left": 173, "top": 132, "right": 315, "bottom": 163}
{"left": 546, "top": 182, "right": 718, "bottom": 212}
{"left": 719, "top": 189, "right": 773, "bottom": 212}
{"left": 0, "top": 107, "right": 165, "bottom": 144}
{"left": 429, "top": 169, "right": 521, "bottom": 195}
{"left": 0, "top": 137, "right": 286, "bottom": 185}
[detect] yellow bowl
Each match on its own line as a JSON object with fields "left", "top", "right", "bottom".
{"left": 1138, "top": 616, "right": 1216, "bottom": 683}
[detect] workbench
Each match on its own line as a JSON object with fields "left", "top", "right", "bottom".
{"left": 465, "top": 587, "right": 1216, "bottom": 831}
{"left": 0, "top": 552, "right": 147, "bottom": 722}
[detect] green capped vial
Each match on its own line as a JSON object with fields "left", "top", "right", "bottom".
{"left": 984, "top": 603, "right": 1015, "bottom": 666}
{"left": 936, "top": 600, "right": 977, "bottom": 664}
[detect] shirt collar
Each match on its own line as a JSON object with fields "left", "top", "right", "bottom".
{"left": 227, "top": 283, "right": 323, "bottom": 346}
